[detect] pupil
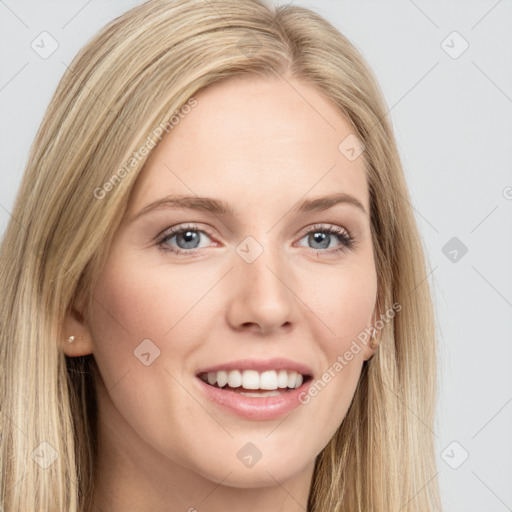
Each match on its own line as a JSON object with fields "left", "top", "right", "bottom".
{"left": 311, "top": 232, "right": 329, "bottom": 249}
{"left": 178, "top": 231, "right": 199, "bottom": 249}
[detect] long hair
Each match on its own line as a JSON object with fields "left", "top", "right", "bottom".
{"left": 0, "top": 1, "right": 441, "bottom": 510}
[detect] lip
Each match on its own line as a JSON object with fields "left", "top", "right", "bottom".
{"left": 195, "top": 357, "right": 314, "bottom": 377}
{"left": 195, "top": 375, "right": 313, "bottom": 421}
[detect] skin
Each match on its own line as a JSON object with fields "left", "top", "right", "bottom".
{"left": 63, "top": 74, "right": 379, "bottom": 512}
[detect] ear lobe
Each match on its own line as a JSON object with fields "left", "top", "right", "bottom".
{"left": 362, "top": 313, "right": 381, "bottom": 361}
{"left": 362, "top": 341, "right": 378, "bottom": 362}
{"left": 61, "top": 307, "right": 94, "bottom": 357}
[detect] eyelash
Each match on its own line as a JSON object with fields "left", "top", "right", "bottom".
{"left": 156, "top": 223, "right": 355, "bottom": 256}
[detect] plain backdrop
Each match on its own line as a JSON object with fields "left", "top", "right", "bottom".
{"left": 1, "top": 1, "right": 511, "bottom": 511}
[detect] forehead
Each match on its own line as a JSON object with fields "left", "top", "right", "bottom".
{"left": 128, "top": 75, "right": 369, "bottom": 216}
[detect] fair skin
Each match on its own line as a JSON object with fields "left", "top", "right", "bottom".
{"left": 64, "top": 75, "right": 379, "bottom": 512}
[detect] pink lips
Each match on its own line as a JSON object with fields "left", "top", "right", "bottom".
{"left": 196, "top": 377, "right": 312, "bottom": 421}
{"left": 194, "top": 357, "right": 313, "bottom": 421}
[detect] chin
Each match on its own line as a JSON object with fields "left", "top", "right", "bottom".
{"left": 204, "top": 466, "right": 301, "bottom": 488}
{"left": 190, "top": 451, "right": 312, "bottom": 488}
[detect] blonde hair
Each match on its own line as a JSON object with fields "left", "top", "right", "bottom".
{"left": 0, "top": 0, "right": 442, "bottom": 510}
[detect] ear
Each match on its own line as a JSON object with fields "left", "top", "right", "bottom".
{"left": 61, "top": 307, "right": 94, "bottom": 357}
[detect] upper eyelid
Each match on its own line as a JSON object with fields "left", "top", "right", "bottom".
{"left": 158, "top": 223, "right": 215, "bottom": 240}
{"left": 306, "top": 223, "right": 350, "bottom": 234}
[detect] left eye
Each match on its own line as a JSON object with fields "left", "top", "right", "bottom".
{"left": 296, "top": 225, "right": 353, "bottom": 253}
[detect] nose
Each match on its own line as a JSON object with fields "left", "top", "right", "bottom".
{"left": 225, "top": 243, "right": 298, "bottom": 336}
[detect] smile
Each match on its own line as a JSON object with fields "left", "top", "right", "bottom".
{"left": 198, "top": 368, "right": 307, "bottom": 394}
{"left": 195, "top": 361, "right": 313, "bottom": 421}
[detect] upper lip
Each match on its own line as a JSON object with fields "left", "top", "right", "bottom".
{"left": 196, "top": 357, "right": 313, "bottom": 377}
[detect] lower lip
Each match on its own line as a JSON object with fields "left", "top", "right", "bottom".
{"left": 196, "top": 377, "right": 312, "bottom": 421}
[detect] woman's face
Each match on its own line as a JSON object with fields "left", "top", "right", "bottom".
{"left": 77, "top": 75, "right": 378, "bottom": 488}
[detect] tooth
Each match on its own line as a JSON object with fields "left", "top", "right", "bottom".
{"left": 205, "top": 368, "right": 307, "bottom": 390}
{"left": 287, "top": 370, "right": 297, "bottom": 388}
{"left": 217, "top": 370, "right": 228, "bottom": 388}
{"left": 242, "top": 369, "right": 260, "bottom": 389}
{"left": 277, "top": 370, "right": 288, "bottom": 388}
{"left": 260, "top": 370, "right": 278, "bottom": 390}
{"left": 228, "top": 370, "right": 242, "bottom": 388}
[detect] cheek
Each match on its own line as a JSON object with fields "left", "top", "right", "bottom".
{"left": 87, "top": 257, "right": 212, "bottom": 464}
{"left": 87, "top": 254, "right": 172, "bottom": 390}
{"left": 299, "top": 262, "right": 376, "bottom": 423}
{"left": 87, "top": 250, "right": 220, "bottom": 395}
{"left": 305, "top": 259, "right": 377, "bottom": 345}
{"left": 90, "top": 251, "right": 201, "bottom": 344}
{"left": 330, "top": 276, "right": 376, "bottom": 345}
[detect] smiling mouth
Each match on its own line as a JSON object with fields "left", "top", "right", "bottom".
{"left": 197, "top": 369, "right": 312, "bottom": 397}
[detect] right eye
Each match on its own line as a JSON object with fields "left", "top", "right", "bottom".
{"left": 157, "top": 223, "right": 217, "bottom": 255}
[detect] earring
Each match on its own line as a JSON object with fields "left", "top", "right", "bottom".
{"left": 66, "top": 335, "right": 82, "bottom": 344}
{"left": 369, "top": 328, "right": 378, "bottom": 349}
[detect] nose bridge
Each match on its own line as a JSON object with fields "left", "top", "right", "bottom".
{"left": 226, "top": 233, "right": 297, "bottom": 332}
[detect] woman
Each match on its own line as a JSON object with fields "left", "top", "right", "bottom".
{"left": 0, "top": 0, "right": 442, "bottom": 510}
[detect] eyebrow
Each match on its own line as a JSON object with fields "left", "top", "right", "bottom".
{"left": 130, "top": 192, "right": 367, "bottom": 222}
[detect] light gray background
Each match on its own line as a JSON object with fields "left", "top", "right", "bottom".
{"left": 1, "top": 1, "right": 511, "bottom": 511}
